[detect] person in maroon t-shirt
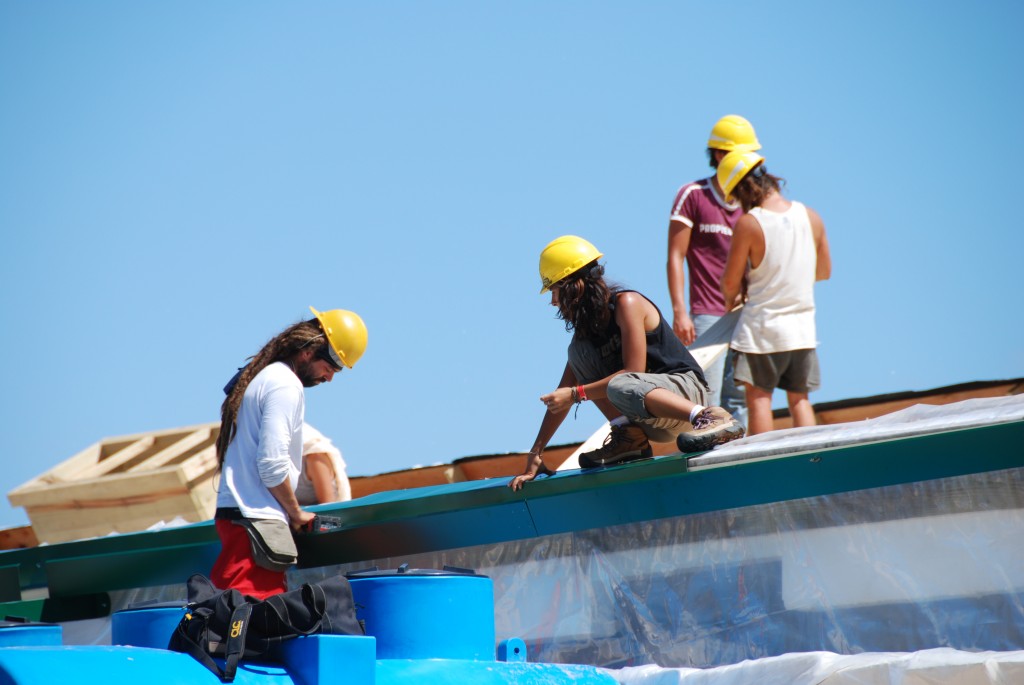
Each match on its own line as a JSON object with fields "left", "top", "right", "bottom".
{"left": 666, "top": 115, "right": 761, "bottom": 428}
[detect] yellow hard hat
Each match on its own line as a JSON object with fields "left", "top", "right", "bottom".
{"left": 308, "top": 306, "right": 368, "bottom": 369}
{"left": 707, "top": 115, "right": 761, "bottom": 152}
{"left": 717, "top": 150, "right": 765, "bottom": 202}
{"left": 538, "top": 235, "right": 603, "bottom": 294}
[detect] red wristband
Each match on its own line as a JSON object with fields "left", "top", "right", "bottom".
{"left": 576, "top": 385, "right": 588, "bottom": 402}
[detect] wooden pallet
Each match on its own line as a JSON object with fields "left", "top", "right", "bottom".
{"left": 7, "top": 423, "right": 219, "bottom": 544}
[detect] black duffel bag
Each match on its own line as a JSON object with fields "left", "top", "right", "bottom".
{"left": 168, "top": 573, "right": 363, "bottom": 682}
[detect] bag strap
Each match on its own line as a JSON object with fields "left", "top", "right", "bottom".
{"left": 260, "top": 584, "right": 327, "bottom": 636}
{"left": 221, "top": 602, "right": 253, "bottom": 682}
{"left": 171, "top": 615, "right": 229, "bottom": 682}
{"left": 305, "top": 582, "right": 329, "bottom": 622}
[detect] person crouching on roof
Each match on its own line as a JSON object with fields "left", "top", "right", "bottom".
{"left": 509, "top": 236, "right": 745, "bottom": 491}
{"left": 213, "top": 307, "right": 367, "bottom": 598}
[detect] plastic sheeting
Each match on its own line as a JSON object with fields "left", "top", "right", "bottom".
{"left": 611, "top": 648, "right": 1024, "bottom": 684}
{"left": 691, "top": 394, "right": 1024, "bottom": 468}
{"left": 86, "top": 396, "right": 1024, "bottom": 674}
{"left": 291, "top": 398, "right": 1024, "bottom": 669}
{"left": 289, "top": 462, "right": 1024, "bottom": 669}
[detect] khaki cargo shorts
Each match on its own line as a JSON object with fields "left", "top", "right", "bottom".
{"left": 606, "top": 370, "right": 709, "bottom": 443}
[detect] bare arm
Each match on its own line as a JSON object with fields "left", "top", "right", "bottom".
{"left": 613, "top": 291, "right": 654, "bottom": 371}
{"left": 667, "top": 220, "right": 696, "bottom": 344}
{"left": 721, "top": 214, "right": 759, "bottom": 306}
{"left": 509, "top": 363, "right": 577, "bottom": 491}
{"left": 807, "top": 206, "right": 832, "bottom": 281}
{"left": 304, "top": 452, "right": 339, "bottom": 504}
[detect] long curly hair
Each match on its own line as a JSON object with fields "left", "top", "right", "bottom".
{"left": 732, "top": 165, "right": 786, "bottom": 211}
{"left": 554, "top": 262, "right": 615, "bottom": 340}
{"left": 216, "top": 319, "right": 327, "bottom": 466}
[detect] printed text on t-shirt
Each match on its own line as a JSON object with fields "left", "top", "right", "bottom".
{"left": 700, "top": 223, "right": 733, "bottom": 236}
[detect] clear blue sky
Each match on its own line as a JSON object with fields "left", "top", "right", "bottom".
{"left": 1, "top": 2, "right": 1022, "bottom": 531}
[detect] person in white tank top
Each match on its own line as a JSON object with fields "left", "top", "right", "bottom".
{"left": 717, "top": 151, "right": 832, "bottom": 436}
{"left": 295, "top": 422, "right": 352, "bottom": 505}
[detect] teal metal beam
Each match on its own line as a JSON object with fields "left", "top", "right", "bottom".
{"left": 527, "top": 422, "right": 1024, "bottom": 535}
{"left": 0, "top": 565, "right": 21, "bottom": 603}
{"left": 0, "top": 593, "right": 110, "bottom": 623}
{"left": 300, "top": 421, "right": 1024, "bottom": 566}
{"left": 0, "top": 421, "right": 1019, "bottom": 605}
{"left": 0, "top": 520, "right": 218, "bottom": 599}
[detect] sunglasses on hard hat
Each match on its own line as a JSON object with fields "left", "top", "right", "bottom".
{"left": 315, "top": 345, "right": 345, "bottom": 372}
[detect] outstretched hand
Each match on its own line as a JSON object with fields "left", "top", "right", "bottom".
{"left": 508, "top": 461, "right": 555, "bottom": 492}
{"left": 509, "top": 472, "right": 536, "bottom": 491}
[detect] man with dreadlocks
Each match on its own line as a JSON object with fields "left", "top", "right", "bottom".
{"left": 212, "top": 306, "right": 367, "bottom": 598}
{"left": 509, "top": 236, "right": 745, "bottom": 491}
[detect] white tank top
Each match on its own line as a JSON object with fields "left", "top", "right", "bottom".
{"left": 294, "top": 423, "right": 351, "bottom": 505}
{"left": 731, "top": 201, "right": 818, "bottom": 354}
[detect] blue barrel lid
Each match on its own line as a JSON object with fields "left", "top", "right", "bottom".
{"left": 345, "top": 563, "right": 487, "bottom": 578}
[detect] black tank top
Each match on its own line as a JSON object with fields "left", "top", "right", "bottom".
{"left": 567, "top": 290, "right": 708, "bottom": 387}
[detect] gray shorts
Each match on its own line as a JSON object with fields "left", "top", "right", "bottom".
{"left": 606, "top": 370, "right": 709, "bottom": 443}
{"left": 733, "top": 349, "right": 821, "bottom": 394}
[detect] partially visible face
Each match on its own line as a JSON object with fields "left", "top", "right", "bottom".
{"left": 708, "top": 148, "right": 727, "bottom": 169}
{"left": 549, "top": 284, "right": 561, "bottom": 308}
{"left": 295, "top": 357, "right": 339, "bottom": 387}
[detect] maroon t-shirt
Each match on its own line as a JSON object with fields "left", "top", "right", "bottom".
{"left": 669, "top": 177, "right": 743, "bottom": 316}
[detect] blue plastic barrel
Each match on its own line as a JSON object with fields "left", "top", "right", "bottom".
{"left": 0, "top": 618, "right": 61, "bottom": 647}
{"left": 111, "top": 602, "right": 186, "bottom": 648}
{"left": 0, "top": 646, "right": 292, "bottom": 684}
{"left": 346, "top": 565, "right": 495, "bottom": 660}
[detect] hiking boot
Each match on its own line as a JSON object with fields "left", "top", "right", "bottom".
{"left": 578, "top": 424, "right": 653, "bottom": 469}
{"left": 676, "top": 407, "right": 745, "bottom": 454}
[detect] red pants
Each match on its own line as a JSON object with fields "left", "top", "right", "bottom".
{"left": 210, "top": 519, "right": 287, "bottom": 599}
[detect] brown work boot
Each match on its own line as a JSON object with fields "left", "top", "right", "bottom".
{"left": 578, "top": 424, "right": 653, "bottom": 469}
{"left": 676, "top": 407, "right": 745, "bottom": 454}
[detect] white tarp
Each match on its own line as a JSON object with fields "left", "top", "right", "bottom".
{"left": 610, "top": 647, "right": 1024, "bottom": 685}
{"left": 690, "top": 394, "right": 1024, "bottom": 468}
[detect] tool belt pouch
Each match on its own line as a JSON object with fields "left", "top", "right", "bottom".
{"left": 233, "top": 518, "right": 297, "bottom": 571}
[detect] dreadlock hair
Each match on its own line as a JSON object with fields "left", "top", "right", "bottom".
{"left": 554, "top": 262, "right": 618, "bottom": 340}
{"left": 216, "top": 318, "right": 328, "bottom": 467}
{"left": 732, "top": 164, "right": 786, "bottom": 211}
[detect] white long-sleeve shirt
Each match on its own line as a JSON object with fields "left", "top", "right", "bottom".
{"left": 217, "top": 361, "right": 304, "bottom": 521}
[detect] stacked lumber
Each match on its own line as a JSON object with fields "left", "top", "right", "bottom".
{"left": 8, "top": 423, "right": 220, "bottom": 544}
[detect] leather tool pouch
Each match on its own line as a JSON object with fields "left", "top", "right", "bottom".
{"left": 232, "top": 518, "right": 298, "bottom": 571}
